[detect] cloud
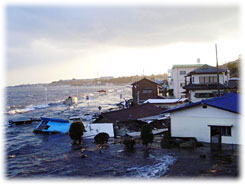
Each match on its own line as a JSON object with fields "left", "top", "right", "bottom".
{"left": 6, "top": 5, "right": 240, "bottom": 81}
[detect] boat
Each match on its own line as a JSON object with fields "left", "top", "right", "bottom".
{"left": 33, "top": 117, "right": 71, "bottom": 134}
{"left": 33, "top": 117, "right": 114, "bottom": 138}
{"left": 63, "top": 96, "right": 78, "bottom": 106}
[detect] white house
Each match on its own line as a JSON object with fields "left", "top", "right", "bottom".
{"left": 184, "top": 64, "right": 230, "bottom": 102}
{"left": 163, "top": 93, "right": 240, "bottom": 145}
{"left": 169, "top": 64, "right": 204, "bottom": 99}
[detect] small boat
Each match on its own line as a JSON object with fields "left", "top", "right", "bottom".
{"left": 33, "top": 117, "right": 114, "bottom": 138}
{"left": 63, "top": 96, "right": 78, "bottom": 106}
{"left": 97, "top": 90, "right": 107, "bottom": 95}
{"left": 33, "top": 117, "right": 71, "bottom": 134}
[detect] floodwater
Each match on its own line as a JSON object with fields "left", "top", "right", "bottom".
{"left": 5, "top": 85, "right": 176, "bottom": 178}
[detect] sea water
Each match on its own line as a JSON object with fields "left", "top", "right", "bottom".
{"left": 5, "top": 84, "right": 176, "bottom": 178}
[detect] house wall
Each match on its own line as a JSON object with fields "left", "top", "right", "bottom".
{"left": 190, "top": 89, "right": 226, "bottom": 102}
{"left": 132, "top": 79, "right": 159, "bottom": 105}
{"left": 170, "top": 105, "right": 240, "bottom": 144}
{"left": 192, "top": 73, "right": 227, "bottom": 84}
{"left": 172, "top": 67, "right": 200, "bottom": 98}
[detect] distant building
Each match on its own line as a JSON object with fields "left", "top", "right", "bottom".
{"left": 169, "top": 64, "right": 204, "bottom": 98}
{"left": 131, "top": 78, "right": 164, "bottom": 105}
{"left": 100, "top": 76, "right": 114, "bottom": 80}
{"left": 162, "top": 93, "right": 240, "bottom": 145}
{"left": 184, "top": 64, "right": 230, "bottom": 102}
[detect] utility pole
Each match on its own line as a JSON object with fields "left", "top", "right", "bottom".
{"left": 215, "top": 43, "right": 220, "bottom": 96}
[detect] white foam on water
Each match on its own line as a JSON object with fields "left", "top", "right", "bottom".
{"left": 126, "top": 155, "right": 176, "bottom": 178}
{"left": 7, "top": 104, "right": 50, "bottom": 115}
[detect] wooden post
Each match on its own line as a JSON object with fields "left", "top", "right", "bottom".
{"left": 215, "top": 44, "right": 220, "bottom": 96}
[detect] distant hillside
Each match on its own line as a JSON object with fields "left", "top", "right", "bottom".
{"left": 49, "top": 73, "right": 168, "bottom": 86}
{"left": 220, "top": 56, "right": 241, "bottom": 77}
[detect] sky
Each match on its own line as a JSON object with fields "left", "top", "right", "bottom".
{"left": 5, "top": 3, "right": 241, "bottom": 86}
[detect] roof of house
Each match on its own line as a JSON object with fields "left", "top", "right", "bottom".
{"left": 187, "top": 64, "right": 227, "bottom": 76}
{"left": 172, "top": 64, "right": 204, "bottom": 69}
{"left": 131, "top": 77, "right": 159, "bottom": 86}
{"left": 183, "top": 83, "right": 226, "bottom": 90}
{"left": 94, "top": 103, "right": 165, "bottom": 123}
{"left": 143, "top": 98, "right": 188, "bottom": 104}
{"left": 162, "top": 92, "right": 239, "bottom": 114}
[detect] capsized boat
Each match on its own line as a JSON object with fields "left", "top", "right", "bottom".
{"left": 33, "top": 117, "right": 114, "bottom": 138}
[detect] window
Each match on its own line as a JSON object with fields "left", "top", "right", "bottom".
{"left": 180, "top": 71, "right": 186, "bottom": 75}
{"left": 194, "top": 93, "right": 215, "bottom": 98}
{"left": 209, "top": 76, "right": 217, "bottom": 83}
{"left": 180, "top": 83, "right": 185, "bottom": 87}
{"left": 192, "top": 77, "right": 195, "bottom": 83}
{"left": 199, "top": 76, "right": 205, "bottom": 84}
{"left": 205, "top": 76, "right": 210, "bottom": 83}
{"left": 199, "top": 76, "right": 218, "bottom": 84}
{"left": 143, "top": 89, "right": 153, "bottom": 94}
{"left": 221, "top": 127, "right": 231, "bottom": 136}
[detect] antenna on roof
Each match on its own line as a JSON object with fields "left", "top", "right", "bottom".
{"left": 143, "top": 68, "right": 144, "bottom": 77}
{"left": 197, "top": 58, "right": 200, "bottom": 64}
{"left": 215, "top": 43, "right": 220, "bottom": 96}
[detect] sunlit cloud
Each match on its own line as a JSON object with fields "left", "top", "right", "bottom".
{"left": 6, "top": 5, "right": 240, "bottom": 85}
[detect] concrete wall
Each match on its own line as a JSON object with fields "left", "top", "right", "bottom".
{"left": 172, "top": 67, "right": 199, "bottom": 98}
{"left": 170, "top": 105, "right": 240, "bottom": 144}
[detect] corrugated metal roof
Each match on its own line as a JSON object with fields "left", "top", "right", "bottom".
{"left": 162, "top": 93, "right": 239, "bottom": 114}
{"left": 95, "top": 103, "right": 165, "bottom": 122}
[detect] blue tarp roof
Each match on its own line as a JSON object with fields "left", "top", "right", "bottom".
{"left": 162, "top": 93, "right": 240, "bottom": 114}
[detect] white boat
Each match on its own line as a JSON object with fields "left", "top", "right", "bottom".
{"left": 63, "top": 96, "right": 78, "bottom": 106}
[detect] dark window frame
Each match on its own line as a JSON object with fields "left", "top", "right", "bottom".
{"left": 221, "top": 126, "right": 232, "bottom": 136}
{"left": 180, "top": 71, "right": 186, "bottom": 75}
{"left": 142, "top": 89, "right": 153, "bottom": 94}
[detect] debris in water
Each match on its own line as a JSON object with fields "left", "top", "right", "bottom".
{"left": 81, "top": 154, "right": 88, "bottom": 159}
{"left": 8, "top": 155, "right": 16, "bottom": 159}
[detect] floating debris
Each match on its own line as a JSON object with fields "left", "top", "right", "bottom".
{"left": 8, "top": 155, "right": 16, "bottom": 159}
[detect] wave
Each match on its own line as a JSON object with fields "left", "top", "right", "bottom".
{"left": 126, "top": 155, "right": 176, "bottom": 178}
{"left": 7, "top": 104, "right": 50, "bottom": 115}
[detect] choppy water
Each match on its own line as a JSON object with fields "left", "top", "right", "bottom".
{"left": 5, "top": 84, "right": 176, "bottom": 178}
